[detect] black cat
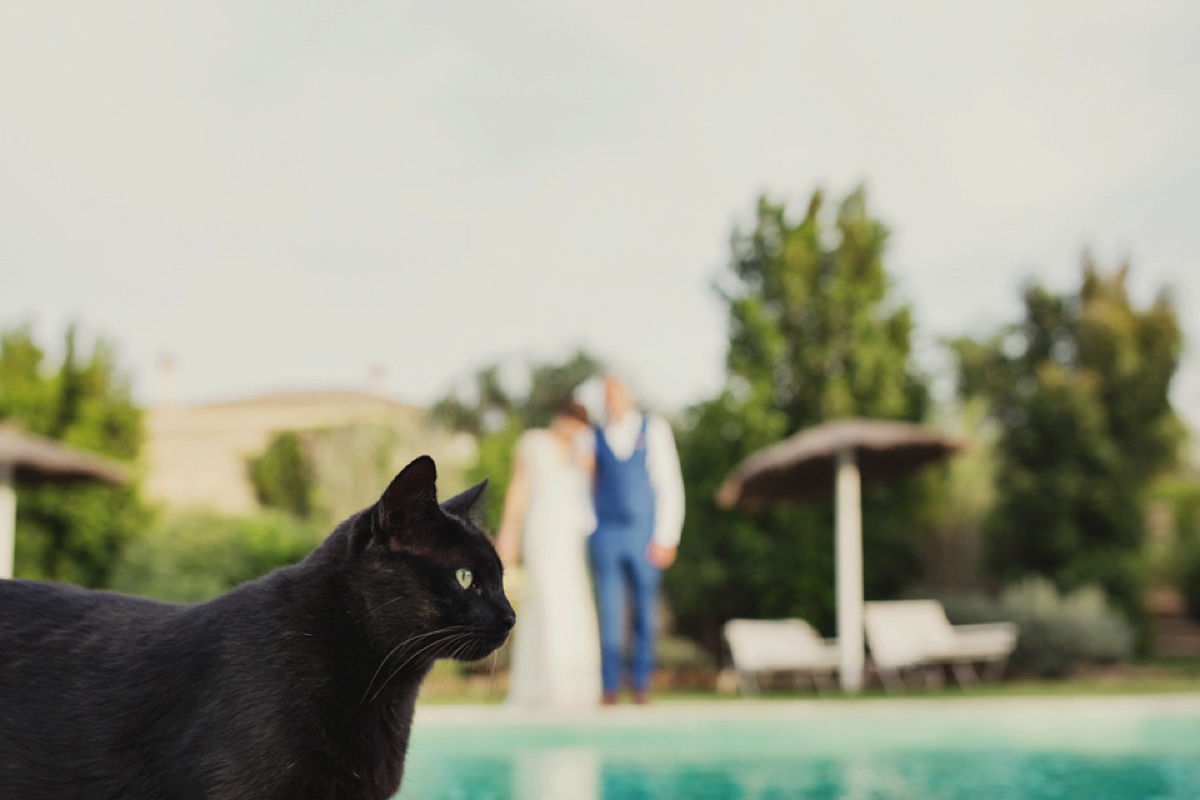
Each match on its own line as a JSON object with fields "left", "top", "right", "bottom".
{"left": 0, "top": 455, "right": 514, "bottom": 800}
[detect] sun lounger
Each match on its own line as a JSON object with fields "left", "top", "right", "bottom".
{"left": 863, "top": 600, "right": 1018, "bottom": 691}
{"left": 722, "top": 618, "right": 840, "bottom": 694}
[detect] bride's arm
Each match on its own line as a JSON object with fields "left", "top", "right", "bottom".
{"left": 575, "top": 446, "right": 594, "bottom": 476}
{"left": 495, "top": 445, "right": 530, "bottom": 565}
{"left": 573, "top": 427, "right": 595, "bottom": 477}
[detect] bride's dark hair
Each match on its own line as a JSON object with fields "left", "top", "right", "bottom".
{"left": 555, "top": 397, "right": 589, "bottom": 425}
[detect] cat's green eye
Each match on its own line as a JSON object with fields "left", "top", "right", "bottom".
{"left": 456, "top": 569, "right": 473, "bottom": 590}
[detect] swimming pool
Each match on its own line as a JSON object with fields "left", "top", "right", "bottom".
{"left": 397, "top": 695, "right": 1200, "bottom": 799}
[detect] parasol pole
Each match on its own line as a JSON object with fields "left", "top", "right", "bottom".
{"left": 0, "top": 461, "right": 14, "bottom": 579}
{"left": 835, "top": 447, "right": 864, "bottom": 692}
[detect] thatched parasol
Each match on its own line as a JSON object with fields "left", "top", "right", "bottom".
{"left": 0, "top": 424, "right": 130, "bottom": 579}
{"left": 717, "top": 418, "right": 963, "bottom": 692}
{"left": 717, "top": 419, "right": 962, "bottom": 509}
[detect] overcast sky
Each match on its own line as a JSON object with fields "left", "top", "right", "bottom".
{"left": 2, "top": 1, "right": 1198, "bottom": 433}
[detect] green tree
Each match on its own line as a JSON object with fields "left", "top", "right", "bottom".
{"left": 433, "top": 350, "right": 604, "bottom": 530}
{"left": 247, "top": 431, "right": 316, "bottom": 519}
{"left": 0, "top": 324, "right": 148, "bottom": 586}
{"left": 667, "top": 188, "right": 931, "bottom": 651}
{"left": 952, "top": 257, "right": 1184, "bottom": 638}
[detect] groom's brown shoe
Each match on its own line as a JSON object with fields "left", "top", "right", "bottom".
{"left": 602, "top": 691, "right": 619, "bottom": 706}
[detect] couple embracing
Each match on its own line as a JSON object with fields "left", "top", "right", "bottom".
{"left": 496, "top": 376, "right": 685, "bottom": 707}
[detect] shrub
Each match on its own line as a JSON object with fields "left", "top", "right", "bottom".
{"left": 941, "top": 577, "right": 1133, "bottom": 678}
{"left": 247, "top": 432, "right": 315, "bottom": 519}
{"left": 109, "top": 511, "right": 324, "bottom": 603}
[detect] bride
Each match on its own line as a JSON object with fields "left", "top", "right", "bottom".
{"left": 496, "top": 398, "right": 601, "bottom": 709}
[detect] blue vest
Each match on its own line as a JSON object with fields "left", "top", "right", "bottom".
{"left": 593, "top": 417, "right": 656, "bottom": 540}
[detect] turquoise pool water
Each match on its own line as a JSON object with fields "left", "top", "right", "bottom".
{"left": 397, "top": 697, "right": 1200, "bottom": 799}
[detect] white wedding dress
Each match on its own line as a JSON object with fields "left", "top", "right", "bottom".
{"left": 506, "top": 429, "right": 601, "bottom": 709}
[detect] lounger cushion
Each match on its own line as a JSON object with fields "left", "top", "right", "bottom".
{"left": 723, "top": 618, "right": 839, "bottom": 672}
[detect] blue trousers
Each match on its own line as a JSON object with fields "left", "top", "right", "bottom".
{"left": 590, "top": 527, "right": 661, "bottom": 693}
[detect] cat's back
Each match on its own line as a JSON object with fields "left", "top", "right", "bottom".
{"left": 0, "top": 580, "right": 199, "bottom": 720}
{"left": 0, "top": 577, "right": 174, "bottom": 626}
{"left": 0, "top": 579, "right": 184, "bottom": 670}
{"left": 0, "top": 572, "right": 369, "bottom": 800}
{"left": 0, "top": 581, "right": 214, "bottom": 797}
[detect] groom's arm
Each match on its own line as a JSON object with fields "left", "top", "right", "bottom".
{"left": 646, "top": 416, "right": 685, "bottom": 566}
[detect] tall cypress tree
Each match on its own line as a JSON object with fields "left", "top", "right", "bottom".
{"left": 667, "top": 188, "right": 931, "bottom": 650}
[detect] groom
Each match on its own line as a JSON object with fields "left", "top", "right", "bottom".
{"left": 590, "top": 375, "right": 685, "bottom": 704}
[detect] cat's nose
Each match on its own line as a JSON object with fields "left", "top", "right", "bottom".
{"left": 500, "top": 608, "right": 516, "bottom": 630}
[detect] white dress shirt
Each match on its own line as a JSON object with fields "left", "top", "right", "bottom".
{"left": 600, "top": 411, "right": 686, "bottom": 549}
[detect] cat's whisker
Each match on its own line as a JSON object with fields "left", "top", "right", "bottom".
{"left": 391, "top": 630, "right": 472, "bottom": 675}
{"left": 486, "top": 650, "right": 498, "bottom": 706}
{"left": 385, "top": 625, "right": 468, "bottom": 667}
{"left": 372, "top": 632, "right": 473, "bottom": 704}
{"left": 361, "top": 629, "right": 442, "bottom": 704}
{"left": 441, "top": 641, "right": 473, "bottom": 674}
{"left": 360, "top": 625, "right": 469, "bottom": 705}
{"left": 368, "top": 625, "right": 468, "bottom": 687}
{"left": 450, "top": 635, "right": 485, "bottom": 666}
{"left": 420, "top": 656, "right": 461, "bottom": 699}
{"left": 369, "top": 631, "right": 476, "bottom": 704}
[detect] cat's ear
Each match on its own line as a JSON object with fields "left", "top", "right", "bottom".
{"left": 376, "top": 455, "right": 439, "bottom": 530}
{"left": 440, "top": 478, "right": 488, "bottom": 519}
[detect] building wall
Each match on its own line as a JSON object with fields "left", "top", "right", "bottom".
{"left": 143, "top": 391, "right": 474, "bottom": 514}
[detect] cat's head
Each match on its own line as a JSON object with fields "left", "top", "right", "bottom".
{"left": 347, "top": 456, "right": 514, "bottom": 666}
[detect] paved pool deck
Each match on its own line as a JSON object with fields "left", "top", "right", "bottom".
{"left": 415, "top": 691, "right": 1200, "bottom": 727}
